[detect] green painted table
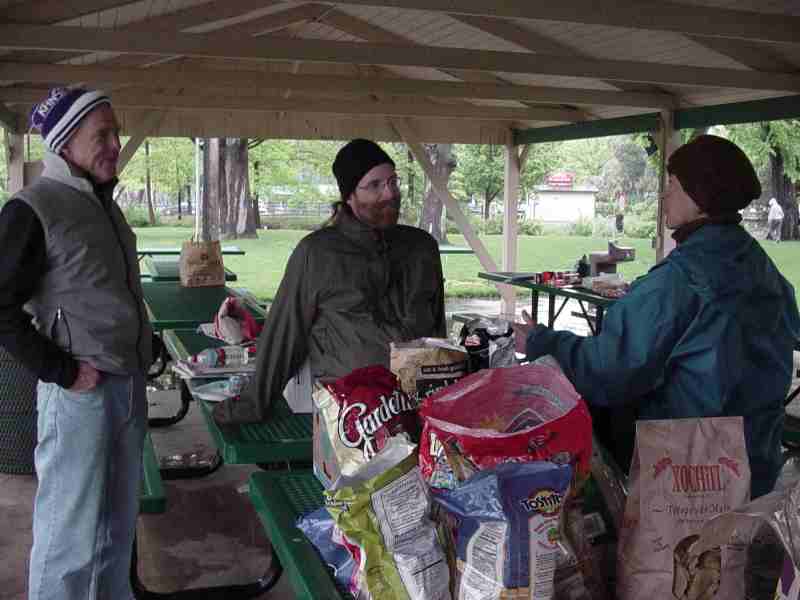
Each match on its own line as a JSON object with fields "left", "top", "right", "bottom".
{"left": 249, "top": 471, "right": 350, "bottom": 600}
{"left": 142, "top": 282, "right": 266, "bottom": 331}
{"left": 438, "top": 244, "right": 473, "bottom": 255}
{"left": 137, "top": 245, "right": 245, "bottom": 260}
{"left": 479, "top": 271, "right": 616, "bottom": 335}
{"left": 162, "top": 328, "right": 312, "bottom": 466}
{"left": 142, "top": 257, "right": 238, "bottom": 282}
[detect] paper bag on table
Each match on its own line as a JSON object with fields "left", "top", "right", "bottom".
{"left": 179, "top": 239, "right": 224, "bottom": 288}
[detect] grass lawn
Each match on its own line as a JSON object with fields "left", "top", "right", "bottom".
{"left": 134, "top": 226, "right": 800, "bottom": 304}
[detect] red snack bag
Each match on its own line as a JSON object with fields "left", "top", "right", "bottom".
{"left": 313, "top": 365, "right": 420, "bottom": 489}
{"left": 419, "top": 363, "right": 593, "bottom": 490}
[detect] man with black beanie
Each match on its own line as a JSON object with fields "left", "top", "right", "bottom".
{"left": 214, "top": 139, "right": 446, "bottom": 425}
{"left": 517, "top": 135, "right": 800, "bottom": 498}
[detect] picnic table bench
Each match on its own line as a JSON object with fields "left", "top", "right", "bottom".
{"left": 249, "top": 470, "right": 350, "bottom": 600}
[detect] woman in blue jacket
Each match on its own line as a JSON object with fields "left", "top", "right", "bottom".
{"left": 519, "top": 135, "right": 800, "bottom": 498}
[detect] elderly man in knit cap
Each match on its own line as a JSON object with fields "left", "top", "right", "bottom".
{"left": 515, "top": 135, "right": 800, "bottom": 498}
{"left": 213, "top": 138, "right": 446, "bottom": 425}
{"left": 0, "top": 88, "right": 153, "bottom": 598}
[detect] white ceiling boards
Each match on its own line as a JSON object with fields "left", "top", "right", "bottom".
{"left": 1, "top": 0, "right": 799, "bottom": 142}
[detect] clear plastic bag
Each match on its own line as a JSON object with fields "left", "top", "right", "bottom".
{"left": 691, "top": 457, "right": 800, "bottom": 599}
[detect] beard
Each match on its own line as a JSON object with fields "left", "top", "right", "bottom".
{"left": 350, "top": 194, "right": 401, "bottom": 229}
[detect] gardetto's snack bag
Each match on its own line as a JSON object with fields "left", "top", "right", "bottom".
{"left": 313, "top": 365, "right": 419, "bottom": 490}
{"left": 617, "top": 417, "right": 751, "bottom": 600}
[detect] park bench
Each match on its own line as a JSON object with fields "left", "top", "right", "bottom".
{"left": 249, "top": 470, "right": 350, "bottom": 600}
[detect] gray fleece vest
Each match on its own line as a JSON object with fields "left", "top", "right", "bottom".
{"left": 16, "top": 175, "right": 152, "bottom": 375}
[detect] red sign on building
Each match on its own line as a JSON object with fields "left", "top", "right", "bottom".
{"left": 546, "top": 172, "right": 574, "bottom": 188}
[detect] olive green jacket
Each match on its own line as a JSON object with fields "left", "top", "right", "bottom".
{"left": 215, "top": 210, "right": 446, "bottom": 424}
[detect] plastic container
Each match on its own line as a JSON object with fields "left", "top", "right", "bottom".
{"left": 191, "top": 345, "right": 255, "bottom": 369}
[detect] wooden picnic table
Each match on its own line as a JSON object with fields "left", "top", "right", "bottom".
{"left": 141, "top": 282, "right": 266, "bottom": 332}
{"left": 479, "top": 271, "right": 616, "bottom": 335}
{"left": 141, "top": 256, "right": 238, "bottom": 282}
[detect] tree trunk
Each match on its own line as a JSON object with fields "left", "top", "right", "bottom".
{"left": 771, "top": 149, "right": 798, "bottom": 240}
{"left": 407, "top": 149, "right": 415, "bottom": 206}
{"left": 252, "top": 160, "right": 262, "bottom": 230}
{"left": 418, "top": 143, "right": 455, "bottom": 243}
{"left": 226, "top": 138, "right": 258, "bottom": 239}
{"left": 200, "top": 138, "right": 217, "bottom": 241}
{"left": 144, "top": 140, "right": 156, "bottom": 225}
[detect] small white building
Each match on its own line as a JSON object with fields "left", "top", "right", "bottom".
{"left": 522, "top": 172, "right": 598, "bottom": 224}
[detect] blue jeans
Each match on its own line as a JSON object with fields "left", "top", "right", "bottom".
{"left": 29, "top": 374, "right": 147, "bottom": 600}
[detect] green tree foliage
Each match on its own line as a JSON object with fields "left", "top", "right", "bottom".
{"left": 118, "top": 137, "right": 195, "bottom": 200}
{"left": 249, "top": 139, "right": 341, "bottom": 209}
{"left": 453, "top": 143, "right": 561, "bottom": 219}
{"left": 725, "top": 120, "right": 800, "bottom": 239}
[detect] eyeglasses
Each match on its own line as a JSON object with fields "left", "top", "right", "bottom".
{"left": 357, "top": 175, "right": 401, "bottom": 196}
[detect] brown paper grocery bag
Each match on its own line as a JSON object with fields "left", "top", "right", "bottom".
{"left": 178, "top": 239, "right": 225, "bottom": 287}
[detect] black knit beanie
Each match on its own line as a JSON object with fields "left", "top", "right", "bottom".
{"left": 332, "top": 139, "right": 395, "bottom": 201}
{"left": 667, "top": 135, "right": 761, "bottom": 216}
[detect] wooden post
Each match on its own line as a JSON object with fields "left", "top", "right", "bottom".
{"left": 501, "top": 142, "right": 521, "bottom": 319}
{"left": 391, "top": 118, "right": 502, "bottom": 272}
{"left": 6, "top": 132, "right": 24, "bottom": 195}
{"left": 655, "top": 110, "right": 681, "bottom": 261}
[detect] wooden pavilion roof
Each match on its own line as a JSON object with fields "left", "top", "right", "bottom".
{"left": 1, "top": 0, "right": 799, "bottom": 143}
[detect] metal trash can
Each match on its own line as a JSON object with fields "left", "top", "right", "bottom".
{"left": 0, "top": 347, "right": 38, "bottom": 474}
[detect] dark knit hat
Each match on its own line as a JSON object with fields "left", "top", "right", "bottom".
{"left": 29, "top": 87, "right": 111, "bottom": 153}
{"left": 667, "top": 135, "right": 761, "bottom": 216}
{"left": 332, "top": 139, "right": 395, "bottom": 200}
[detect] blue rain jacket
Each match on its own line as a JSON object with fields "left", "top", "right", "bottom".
{"left": 526, "top": 224, "right": 800, "bottom": 498}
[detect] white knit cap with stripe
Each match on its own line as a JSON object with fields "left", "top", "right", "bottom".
{"left": 41, "top": 90, "right": 111, "bottom": 153}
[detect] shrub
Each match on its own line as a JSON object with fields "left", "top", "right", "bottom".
{"left": 623, "top": 214, "right": 657, "bottom": 239}
{"left": 261, "top": 216, "right": 323, "bottom": 230}
{"left": 481, "top": 215, "right": 505, "bottom": 235}
{"left": 518, "top": 219, "right": 543, "bottom": 236}
{"left": 541, "top": 223, "right": 572, "bottom": 236}
{"left": 592, "top": 216, "right": 616, "bottom": 239}
{"left": 123, "top": 206, "right": 156, "bottom": 227}
{"left": 569, "top": 215, "right": 594, "bottom": 237}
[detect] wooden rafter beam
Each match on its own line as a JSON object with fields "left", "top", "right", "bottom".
{"left": 5, "top": 0, "right": 285, "bottom": 69}
{"left": 1, "top": 25, "right": 798, "bottom": 91}
{"left": 3, "top": 0, "right": 139, "bottom": 25}
{"left": 0, "top": 87, "right": 580, "bottom": 122}
{"left": 318, "top": 7, "right": 591, "bottom": 118}
{"left": 329, "top": 0, "right": 800, "bottom": 45}
{"left": 449, "top": 14, "right": 668, "bottom": 97}
{"left": 0, "top": 62, "right": 676, "bottom": 109}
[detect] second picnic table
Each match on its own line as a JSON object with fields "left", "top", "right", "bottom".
{"left": 479, "top": 271, "right": 616, "bottom": 335}
{"left": 141, "top": 282, "right": 267, "bottom": 331}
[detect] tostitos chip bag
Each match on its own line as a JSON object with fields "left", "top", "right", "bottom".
{"left": 418, "top": 363, "right": 592, "bottom": 491}
{"left": 433, "top": 460, "right": 573, "bottom": 600}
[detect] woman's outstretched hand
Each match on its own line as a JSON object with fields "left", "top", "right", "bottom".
{"left": 511, "top": 310, "right": 536, "bottom": 354}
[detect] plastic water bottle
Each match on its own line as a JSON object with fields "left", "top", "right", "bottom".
{"left": 192, "top": 346, "right": 254, "bottom": 369}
